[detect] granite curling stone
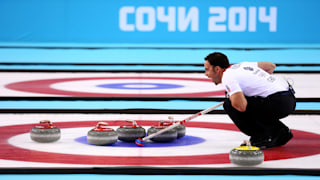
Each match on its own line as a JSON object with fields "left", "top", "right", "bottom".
{"left": 116, "top": 120, "right": 146, "bottom": 142}
{"left": 147, "top": 121, "right": 177, "bottom": 142}
{"left": 229, "top": 142, "right": 264, "bottom": 166}
{"left": 167, "top": 116, "right": 186, "bottom": 138}
{"left": 87, "top": 122, "right": 118, "bottom": 145}
{"left": 30, "top": 120, "right": 61, "bottom": 143}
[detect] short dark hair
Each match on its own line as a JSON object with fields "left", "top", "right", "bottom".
{"left": 204, "top": 52, "right": 230, "bottom": 68}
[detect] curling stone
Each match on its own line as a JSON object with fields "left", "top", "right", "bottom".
{"left": 168, "top": 116, "right": 186, "bottom": 138}
{"left": 30, "top": 120, "right": 61, "bottom": 143}
{"left": 229, "top": 141, "right": 264, "bottom": 166}
{"left": 87, "top": 122, "right": 118, "bottom": 145}
{"left": 147, "top": 121, "right": 177, "bottom": 142}
{"left": 116, "top": 120, "right": 146, "bottom": 142}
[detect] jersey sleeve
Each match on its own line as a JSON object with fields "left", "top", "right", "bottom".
{"left": 222, "top": 72, "right": 242, "bottom": 96}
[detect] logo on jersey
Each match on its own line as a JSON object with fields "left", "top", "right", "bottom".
{"left": 231, "top": 63, "right": 241, "bottom": 69}
{"left": 243, "top": 66, "right": 254, "bottom": 71}
{"left": 226, "top": 85, "right": 231, "bottom": 93}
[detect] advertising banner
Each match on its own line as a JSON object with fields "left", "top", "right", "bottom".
{"left": 0, "top": 0, "right": 319, "bottom": 44}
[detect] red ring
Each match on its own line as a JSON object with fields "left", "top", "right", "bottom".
{"left": 1, "top": 121, "right": 320, "bottom": 165}
{"left": 5, "top": 77, "right": 225, "bottom": 97}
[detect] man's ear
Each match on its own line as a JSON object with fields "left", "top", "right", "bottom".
{"left": 216, "top": 66, "right": 222, "bottom": 72}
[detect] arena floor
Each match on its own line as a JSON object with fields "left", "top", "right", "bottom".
{"left": 0, "top": 45, "right": 319, "bottom": 178}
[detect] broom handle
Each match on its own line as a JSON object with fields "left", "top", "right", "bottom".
{"left": 141, "top": 102, "right": 224, "bottom": 141}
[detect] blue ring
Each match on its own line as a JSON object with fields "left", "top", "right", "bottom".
{"left": 97, "top": 82, "right": 183, "bottom": 90}
{"left": 75, "top": 135, "right": 205, "bottom": 148}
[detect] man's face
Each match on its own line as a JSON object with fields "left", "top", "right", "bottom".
{"left": 204, "top": 60, "right": 222, "bottom": 85}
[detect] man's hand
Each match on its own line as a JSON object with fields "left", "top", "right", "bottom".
{"left": 258, "top": 62, "right": 276, "bottom": 74}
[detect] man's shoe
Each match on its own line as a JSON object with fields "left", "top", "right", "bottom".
{"left": 250, "top": 129, "right": 293, "bottom": 149}
{"left": 251, "top": 136, "right": 275, "bottom": 149}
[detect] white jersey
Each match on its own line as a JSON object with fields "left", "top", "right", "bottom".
{"left": 222, "top": 62, "right": 288, "bottom": 98}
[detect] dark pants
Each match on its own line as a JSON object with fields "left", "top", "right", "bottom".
{"left": 223, "top": 91, "right": 296, "bottom": 141}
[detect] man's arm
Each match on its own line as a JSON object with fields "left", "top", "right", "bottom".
{"left": 230, "top": 91, "right": 248, "bottom": 112}
{"left": 258, "top": 62, "right": 276, "bottom": 74}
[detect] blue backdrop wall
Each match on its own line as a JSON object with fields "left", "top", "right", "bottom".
{"left": 0, "top": 0, "right": 319, "bottom": 44}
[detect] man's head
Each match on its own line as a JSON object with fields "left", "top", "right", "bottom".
{"left": 204, "top": 52, "right": 230, "bottom": 85}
